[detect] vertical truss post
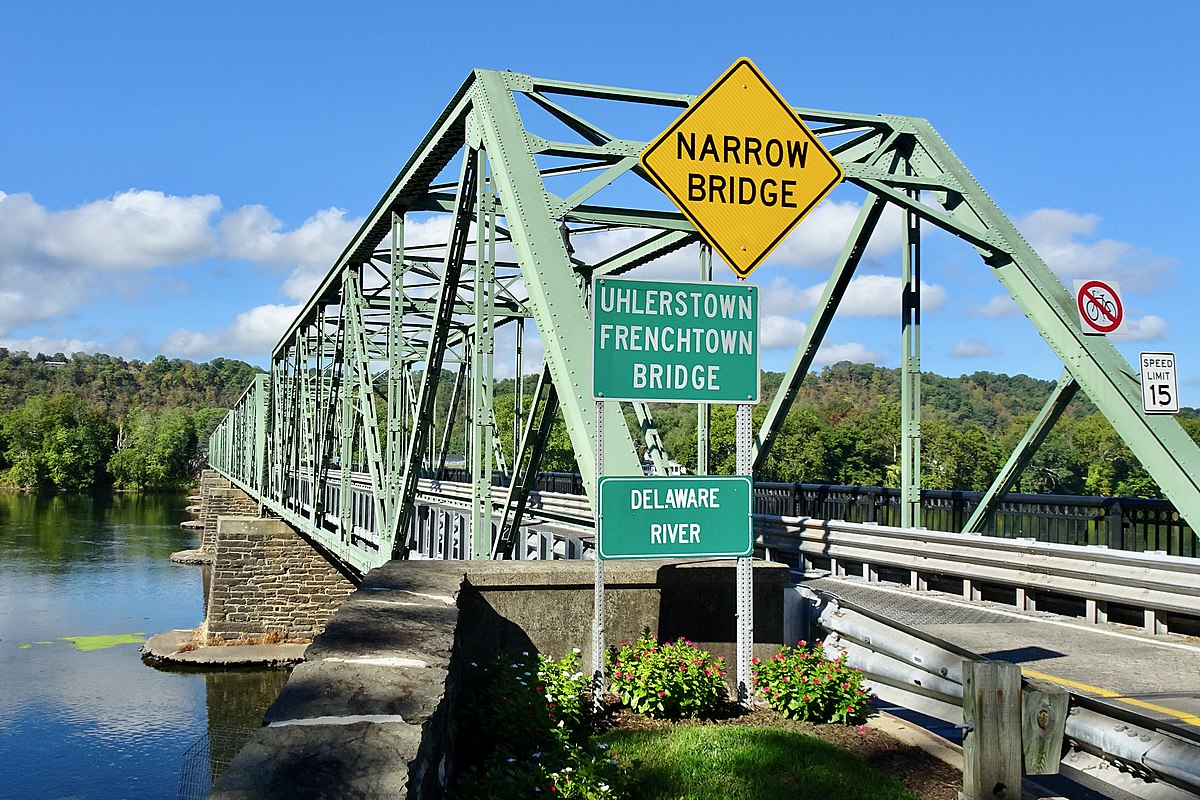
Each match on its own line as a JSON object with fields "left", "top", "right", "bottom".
{"left": 965, "top": 369, "right": 1079, "bottom": 534}
{"left": 473, "top": 71, "right": 642, "bottom": 501}
{"left": 514, "top": 317, "right": 524, "bottom": 454}
{"left": 633, "top": 403, "right": 668, "bottom": 475}
{"left": 494, "top": 363, "right": 560, "bottom": 558}
{"left": 900, "top": 193, "right": 922, "bottom": 529}
{"left": 754, "top": 195, "right": 886, "bottom": 471}
{"left": 344, "top": 266, "right": 388, "bottom": 545}
{"left": 253, "top": 372, "right": 268, "bottom": 497}
{"left": 436, "top": 361, "right": 467, "bottom": 474}
{"left": 386, "top": 211, "right": 407, "bottom": 534}
{"left": 905, "top": 117, "right": 1200, "bottom": 530}
{"left": 390, "top": 147, "right": 479, "bottom": 557}
{"left": 337, "top": 276, "right": 357, "bottom": 543}
{"left": 471, "top": 147, "right": 496, "bottom": 560}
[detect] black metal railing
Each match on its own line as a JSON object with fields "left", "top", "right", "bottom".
{"left": 435, "top": 467, "right": 1197, "bottom": 558}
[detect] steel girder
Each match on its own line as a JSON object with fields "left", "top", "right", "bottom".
{"left": 207, "top": 68, "right": 1200, "bottom": 574}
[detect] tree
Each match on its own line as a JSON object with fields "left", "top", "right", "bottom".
{"left": 920, "top": 418, "right": 1002, "bottom": 491}
{"left": 1, "top": 395, "right": 116, "bottom": 491}
{"left": 109, "top": 408, "right": 202, "bottom": 491}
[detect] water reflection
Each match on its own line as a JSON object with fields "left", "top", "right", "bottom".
{"left": 0, "top": 492, "right": 286, "bottom": 800}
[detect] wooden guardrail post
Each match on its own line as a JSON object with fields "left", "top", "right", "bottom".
{"left": 962, "top": 660, "right": 1022, "bottom": 800}
{"left": 1021, "top": 677, "right": 1069, "bottom": 775}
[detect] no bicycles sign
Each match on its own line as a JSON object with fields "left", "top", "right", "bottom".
{"left": 1073, "top": 279, "right": 1124, "bottom": 335}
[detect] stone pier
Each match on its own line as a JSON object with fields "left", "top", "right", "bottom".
{"left": 201, "top": 515, "right": 358, "bottom": 645}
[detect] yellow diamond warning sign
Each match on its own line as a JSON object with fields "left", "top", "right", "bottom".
{"left": 640, "top": 58, "right": 844, "bottom": 279}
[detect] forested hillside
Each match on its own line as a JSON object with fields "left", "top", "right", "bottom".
{"left": 491, "top": 362, "right": 1200, "bottom": 500}
{"left": 0, "top": 350, "right": 260, "bottom": 492}
{"left": 4, "top": 350, "right": 1197, "bottom": 499}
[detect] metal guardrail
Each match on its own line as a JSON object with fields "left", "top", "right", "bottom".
{"left": 353, "top": 476, "right": 1200, "bottom": 635}
{"left": 760, "top": 514, "right": 1200, "bottom": 635}
{"left": 439, "top": 468, "right": 1198, "bottom": 558}
{"left": 808, "top": 590, "right": 1200, "bottom": 797}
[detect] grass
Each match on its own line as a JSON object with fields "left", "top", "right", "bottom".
{"left": 599, "top": 725, "right": 923, "bottom": 800}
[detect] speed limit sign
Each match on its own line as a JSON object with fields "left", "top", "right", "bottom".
{"left": 1140, "top": 352, "right": 1179, "bottom": 414}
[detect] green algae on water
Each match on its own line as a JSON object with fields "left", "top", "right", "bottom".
{"left": 59, "top": 633, "right": 147, "bottom": 651}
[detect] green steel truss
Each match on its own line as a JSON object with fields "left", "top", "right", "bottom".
{"left": 208, "top": 68, "right": 1200, "bottom": 574}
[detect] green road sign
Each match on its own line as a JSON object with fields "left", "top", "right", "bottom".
{"left": 597, "top": 475, "right": 753, "bottom": 560}
{"left": 592, "top": 277, "right": 759, "bottom": 403}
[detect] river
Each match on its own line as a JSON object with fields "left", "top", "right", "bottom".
{"left": 0, "top": 492, "right": 289, "bottom": 800}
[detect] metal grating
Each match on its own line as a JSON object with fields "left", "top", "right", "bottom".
{"left": 806, "top": 577, "right": 1023, "bottom": 626}
{"left": 177, "top": 726, "right": 257, "bottom": 800}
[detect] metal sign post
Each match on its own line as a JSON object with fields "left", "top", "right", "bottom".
{"left": 592, "top": 398, "right": 606, "bottom": 710}
{"left": 736, "top": 392, "right": 754, "bottom": 705}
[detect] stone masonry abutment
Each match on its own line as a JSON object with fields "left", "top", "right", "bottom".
{"left": 196, "top": 475, "right": 357, "bottom": 645}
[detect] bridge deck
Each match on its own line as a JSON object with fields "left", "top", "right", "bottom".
{"left": 806, "top": 573, "right": 1200, "bottom": 736}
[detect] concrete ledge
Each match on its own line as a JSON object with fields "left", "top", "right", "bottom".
{"left": 209, "top": 721, "right": 419, "bottom": 800}
{"left": 141, "top": 629, "right": 307, "bottom": 668}
{"left": 212, "top": 558, "right": 791, "bottom": 799}
{"left": 169, "top": 549, "right": 213, "bottom": 565}
{"left": 263, "top": 661, "right": 450, "bottom": 725}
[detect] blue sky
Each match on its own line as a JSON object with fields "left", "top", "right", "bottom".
{"left": 2, "top": 2, "right": 1198, "bottom": 393}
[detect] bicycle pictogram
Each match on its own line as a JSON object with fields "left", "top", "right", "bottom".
{"left": 1075, "top": 279, "right": 1123, "bottom": 335}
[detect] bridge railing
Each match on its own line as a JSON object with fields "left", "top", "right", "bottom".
{"left": 436, "top": 468, "right": 1197, "bottom": 559}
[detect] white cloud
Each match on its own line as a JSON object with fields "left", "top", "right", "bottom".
{"left": 760, "top": 315, "right": 807, "bottom": 350}
{"left": 767, "top": 200, "right": 902, "bottom": 268}
{"left": 762, "top": 274, "right": 946, "bottom": 319}
{"left": 813, "top": 342, "right": 884, "bottom": 366}
{"left": 1017, "top": 208, "right": 1174, "bottom": 290}
{"left": 1111, "top": 314, "right": 1169, "bottom": 342}
{"left": 0, "top": 188, "right": 368, "bottom": 356}
{"left": 971, "top": 294, "right": 1021, "bottom": 318}
{"left": 221, "top": 205, "right": 366, "bottom": 301}
{"left": 220, "top": 205, "right": 358, "bottom": 268}
{"left": 950, "top": 339, "right": 1000, "bottom": 358}
{"left": 0, "top": 335, "right": 106, "bottom": 356}
{"left": 0, "top": 266, "right": 90, "bottom": 335}
{"left": 0, "top": 189, "right": 220, "bottom": 271}
{"left": 161, "top": 303, "right": 300, "bottom": 360}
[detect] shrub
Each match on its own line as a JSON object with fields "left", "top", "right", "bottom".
{"left": 606, "top": 630, "right": 726, "bottom": 719}
{"left": 456, "top": 649, "right": 625, "bottom": 799}
{"left": 750, "top": 641, "right": 870, "bottom": 724}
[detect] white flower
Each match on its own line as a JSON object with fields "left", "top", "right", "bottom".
{"left": 522, "top": 651, "right": 530, "bottom": 656}
{"left": 557, "top": 720, "right": 565, "bottom": 728}
{"left": 572, "top": 647, "right": 581, "bottom": 654}
{"left": 600, "top": 783, "right": 610, "bottom": 792}
{"left": 597, "top": 743, "right": 609, "bottom": 750}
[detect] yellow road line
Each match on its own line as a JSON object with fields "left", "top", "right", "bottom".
{"left": 1022, "top": 668, "right": 1200, "bottom": 727}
